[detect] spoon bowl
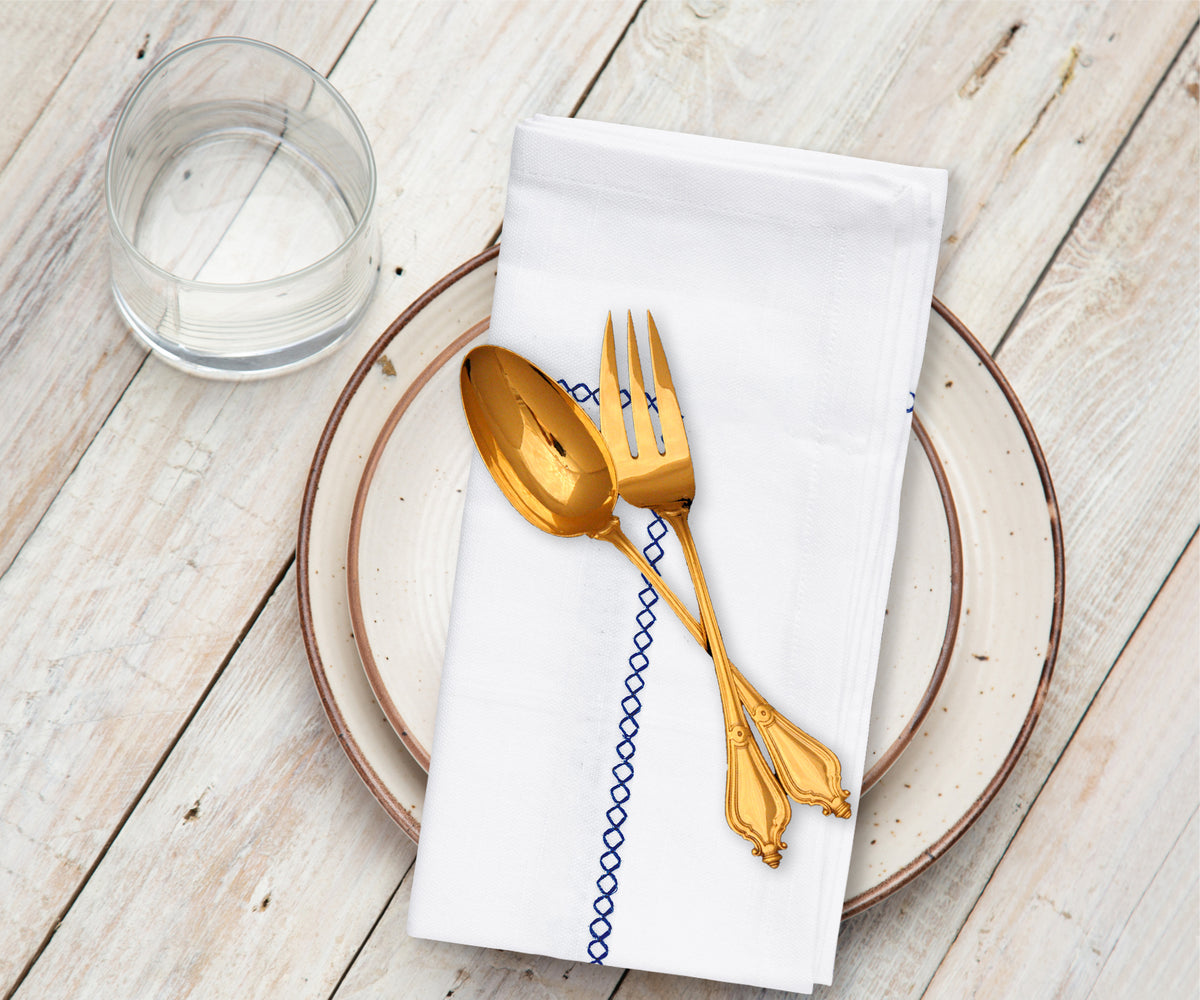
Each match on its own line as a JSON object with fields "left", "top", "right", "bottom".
{"left": 460, "top": 345, "right": 618, "bottom": 538}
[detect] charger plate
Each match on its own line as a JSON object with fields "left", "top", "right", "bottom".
{"left": 298, "top": 246, "right": 1063, "bottom": 915}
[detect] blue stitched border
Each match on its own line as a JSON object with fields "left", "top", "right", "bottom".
{"left": 585, "top": 515, "right": 666, "bottom": 964}
{"left": 559, "top": 381, "right": 660, "bottom": 414}
{"left": 558, "top": 379, "right": 662, "bottom": 966}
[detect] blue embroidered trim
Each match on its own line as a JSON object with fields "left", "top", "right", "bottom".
{"left": 585, "top": 514, "right": 666, "bottom": 964}
{"left": 907, "top": 391, "right": 915, "bottom": 414}
{"left": 559, "top": 381, "right": 660, "bottom": 413}
{"left": 558, "top": 378, "right": 663, "bottom": 966}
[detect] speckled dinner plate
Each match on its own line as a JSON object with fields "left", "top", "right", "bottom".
{"left": 298, "top": 246, "right": 1063, "bottom": 914}
{"left": 346, "top": 334, "right": 960, "bottom": 790}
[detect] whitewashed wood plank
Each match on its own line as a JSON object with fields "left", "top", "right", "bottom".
{"left": 330, "top": 873, "right": 622, "bottom": 1000}
{"left": 8, "top": 0, "right": 1187, "bottom": 588}
{"left": 579, "top": 0, "right": 1196, "bottom": 350}
{"left": 611, "top": 17, "right": 1200, "bottom": 1000}
{"left": 0, "top": 0, "right": 371, "bottom": 577}
{"left": 0, "top": 0, "right": 110, "bottom": 173}
{"left": 0, "top": 3, "right": 638, "bottom": 995}
{"left": 1089, "top": 810, "right": 1199, "bottom": 1000}
{"left": 10, "top": 570, "right": 420, "bottom": 1000}
{"left": 921, "top": 538, "right": 1198, "bottom": 999}
{"left": 0, "top": 0, "right": 373, "bottom": 983}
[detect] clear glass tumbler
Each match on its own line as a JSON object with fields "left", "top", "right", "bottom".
{"left": 105, "top": 37, "right": 379, "bottom": 378}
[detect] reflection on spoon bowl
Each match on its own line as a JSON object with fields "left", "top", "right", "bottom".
{"left": 460, "top": 345, "right": 619, "bottom": 538}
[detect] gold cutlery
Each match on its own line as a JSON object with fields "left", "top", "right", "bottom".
{"left": 460, "top": 343, "right": 848, "bottom": 867}
{"left": 599, "top": 310, "right": 792, "bottom": 864}
{"left": 600, "top": 310, "right": 850, "bottom": 818}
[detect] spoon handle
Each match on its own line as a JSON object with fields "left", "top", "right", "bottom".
{"left": 596, "top": 515, "right": 790, "bottom": 866}
{"left": 662, "top": 509, "right": 792, "bottom": 868}
{"left": 594, "top": 517, "right": 851, "bottom": 821}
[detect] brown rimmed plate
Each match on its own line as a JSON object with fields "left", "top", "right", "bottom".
{"left": 346, "top": 324, "right": 961, "bottom": 790}
{"left": 297, "top": 246, "right": 1063, "bottom": 914}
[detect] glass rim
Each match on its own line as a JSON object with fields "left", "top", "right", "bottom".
{"left": 104, "top": 35, "right": 378, "bottom": 292}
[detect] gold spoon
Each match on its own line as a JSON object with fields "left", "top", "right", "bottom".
{"left": 462, "top": 345, "right": 816, "bottom": 866}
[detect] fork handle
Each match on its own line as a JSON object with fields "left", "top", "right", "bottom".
{"left": 595, "top": 516, "right": 791, "bottom": 867}
{"left": 663, "top": 512, "right": 849, "bottom": 816}
{"left": 594, "top": 515, "right": 852, "bottom": 820}
{"left": 661, "top": 510, "right": 742, "bottom": 730}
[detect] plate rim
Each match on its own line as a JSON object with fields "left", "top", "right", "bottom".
{"left": 344, "top": 327, "right": 964, "bottom": 792}
{"left": 841, "top": 298, "right": 1064, "bottom": 917}
{"left": 346, "top": 317, "right": 490, "bottom": 771}
{"left": 297, "top": 246, "right": 1065, "bottom": 916}
{"left": 863, "top": 411, "right": 963, "bottom": 788}
{"left": 297, "top": 245, "right": 501, "bottom": 840}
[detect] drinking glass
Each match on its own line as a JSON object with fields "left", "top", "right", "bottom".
{"left": 105, "top": 37, "right": 379, "bottom": 378}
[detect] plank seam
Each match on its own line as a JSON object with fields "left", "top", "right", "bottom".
{"left": 0, "top": 0, "right": 114, "bottom": 181}
{"left": 485, "top": 0, "right": 646, "bottom": 250}
{"left": 0, "top": 0, "right": 382, "bottom": 586}
{"left": 2, "top": 554, "right": 296, "bottom": 1000}
{"left": 605, "top": 968, "right": 630, "bottom": 1000}
{"left": 991, "top": 16, "right": 1199, "bottom": 358}
{"left": 917, "top": 525, "right": 1199, "bottom": 1000}
{"left": 324, "top": 855, "right": 415, "bottom": 1000}
{"left": 1085, "top": 804, "right": 1200, "bottom": 997}
{"left": 328, "top": 0, "right": 378, "bottom": 77}
{"left": 568, "top": 1, "right": 647, "bottom": 120}
{"left": 0, "top": 349, "right": 150, "bottom": 583}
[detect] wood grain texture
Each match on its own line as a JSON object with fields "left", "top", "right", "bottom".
{"left": 817, "top": 25, "right": 1199, "bottom": 999}
{"left": 611, "top": 15, "right": 1199, "bottom": 1000}
{"left": 0, "top": 2, "right": 374, "bottom": 984}
{"left": 334, "top": 5, "right": 1197, "bottom": 997}
{"left": 0, "top": 0, "right": 110, "bottom": 173}
{"left": 922, "top": 538, "right": 1198, "bottom": 999}
{"left": 11, "top": 571, "right": 419, "bottom": 1000}
{"left": 0, "top": 0, "right": 372, "bottom": 578}
{"left": 1089, "top": 810, "right": 1199, "bottom": 999}
{"left": 579, "top": 0, "right": 1196, "bottom": 348}
{"left": 0, "top": 2, "right": 638, "bottom": 996}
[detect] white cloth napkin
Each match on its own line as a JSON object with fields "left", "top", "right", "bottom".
{"left": 408, "top": 116, "right": 946, "bottom": 991}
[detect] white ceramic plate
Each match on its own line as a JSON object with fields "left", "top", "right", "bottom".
{"left": 298, "top": 247, "right": 1063, "bottom": 913}
{"left": 347, "top": 329, "right": 960, "bottom": 789}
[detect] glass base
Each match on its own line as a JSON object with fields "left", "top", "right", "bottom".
{"left": 112, "top": 268, "right": 379, "bottom": 380}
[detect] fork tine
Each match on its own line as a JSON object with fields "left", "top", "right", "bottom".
{"left": 598, "top": 312, "right": 629, "bottom": 454}
{"left": 625, "top": 310, "right": 659, "bottom": 457}
{"left": 646, "top": 311, "right": 689, "bottom": 452}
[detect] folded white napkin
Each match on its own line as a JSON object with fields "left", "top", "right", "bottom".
{"left": 408, "top": 116, "right": 946, "bottom": 991}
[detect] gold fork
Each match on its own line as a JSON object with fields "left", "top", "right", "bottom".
{"left": 600, "top": 312, "right": 851, "bottom": 860}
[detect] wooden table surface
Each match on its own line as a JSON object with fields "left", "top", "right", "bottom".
{"left": 2, "top": 2, "right": 1196, "bottom": 997}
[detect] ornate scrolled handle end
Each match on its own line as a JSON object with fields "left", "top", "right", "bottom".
{"left": 751, "top": 703, "right": 853, "bottom": 819}
{"left": 726, "top": 721, "right": 792, "bottom": 867}
{"left": 753, "top": 842, "right": 786, "bottom": 868}
{"left": 822, "top": 796, "right": 852, "bottom": 819}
